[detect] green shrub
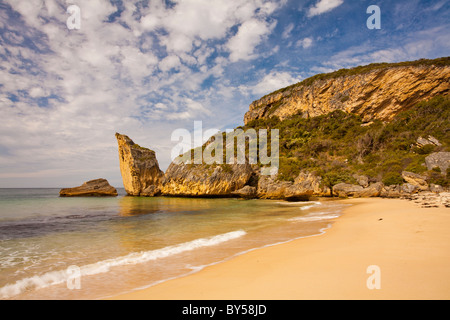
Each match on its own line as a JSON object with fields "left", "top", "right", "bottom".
{"left": 432, "top": 166, "right": 442, "bottom": 173}
{"left": 427, "top": 171, "right": 449, "bottom": 188}
{"left": 242, "top": 94, "right": 449, "bottom": 184}
{"left": 383, "top": 172, "right": 404, "bottom": 186}
{"left": 414, "top": 144, "right": 436, "bottom": 155}
{"left": 404, "top": 156, "right": 427, "bottom": 174}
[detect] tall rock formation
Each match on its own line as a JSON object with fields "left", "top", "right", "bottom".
{"left": 115, "top": 133, "right": 164, "bottom": 196}
{"left": 245, "top": 60, "right": 450, "bottom": 124}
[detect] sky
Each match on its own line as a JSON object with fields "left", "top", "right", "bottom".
{"left": 0, "top": 0, "right": 449, "bottom": 188}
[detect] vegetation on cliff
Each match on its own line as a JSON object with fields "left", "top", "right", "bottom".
{"left": 245, "top": 95, "right": 450, "bottom": 188}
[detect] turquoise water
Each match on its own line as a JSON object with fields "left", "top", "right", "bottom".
{"left": 0, "top": 188, "right": 348, "bottom": 300}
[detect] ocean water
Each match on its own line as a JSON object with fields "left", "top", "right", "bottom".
{"left": 0, "top": 188, "right": 349, "bottom": 300}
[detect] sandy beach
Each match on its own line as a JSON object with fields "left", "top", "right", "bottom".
{"left": 111, "top": 198, "right": 450, "bottom": 300}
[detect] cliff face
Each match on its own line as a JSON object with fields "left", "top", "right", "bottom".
{"left": 115, "top": 133, "right": 164, "bottom": 196}
{"left": 245, "top": 64, "right": 450, "bottom": 124}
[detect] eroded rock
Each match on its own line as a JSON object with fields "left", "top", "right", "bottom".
{"left": 60, "top": 179, "right": 118, "bottom": 197}
{"left": 116, "top": 133, "right": 164, "bottom": 196}
{"left": 402, "top": 171, "right": 429, "bottom": 191}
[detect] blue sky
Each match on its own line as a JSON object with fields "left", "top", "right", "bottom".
{"left": 0, "top": 0, "right": 449, "bottom": 188}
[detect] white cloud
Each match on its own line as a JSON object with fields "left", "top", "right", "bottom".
{"left": 226, "top": 18, "right": 277, "bottom": 62}
{"left": 159, "top": 55, "right": 182, "bottom": 72}
{"left": 296, "top": 37, "right": 314, "bottom": 48}
{"left": 282, "top": 23, "right": 295, "bottom": 39}
{"left": 249, "top": 71, "right": 302, "bottom": 96}
{"left": 308, "top": 0, "right": 344, "bottom": 17}
{"left": 0, "top": 0, "right": 289, "bottom": 187}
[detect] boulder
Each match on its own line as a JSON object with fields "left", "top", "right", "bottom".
{"left": 353, "top": 174, "right": 369, "bottom": 188}
{"left": 380, "top": 185, "right": 402, "bottom": 198}
{"left": 257, "top": 175, "right": 293, "bottom": 199}
{"left": 357, "top": 182, "right": 384, "bottom": 197}
{"left": 232, "top": 186, "right": 257, "bottom": 199}
{"left": 425, "top": 152, "right": 450, "bottom": 173}
{"left": 401, "top": 183, "right": 419, "bottom": 194}
{"left": 60, "top": 179, "right": 118, "bottom": 197}
{"left": 256, "top": 171, "right": 325, "bottom": 200}
{"left": 402, "top": 171, "right": 428, "bottom": 191}
{"left": 116, "top": 133, "right": 164, "bottom": 196}
{"left": 416, "top": 135, "right": 442, "bottom": 147}
{"left": 284, "top": 184, "right": 314, "bottom": 201}
{"left": 294, "top": 171, "right": 325, "bottom": 194}
{"left": 332, "top": 183, "right": 364, "bottom": 197}
{"left": 429, "top": 184, "right": 444, "bottom": 193}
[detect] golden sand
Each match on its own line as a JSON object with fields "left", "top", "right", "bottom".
{"left": 111, "top": 198, "right": 450, "bottom": 300}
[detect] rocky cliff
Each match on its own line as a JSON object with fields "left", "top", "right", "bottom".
{"left": 116, "top": 133, "right": 164, "bottom": 196}
{"left": 115, "top": 58, "right": 449, "bottom": 202}
{"left": 245, "top": 59, "right": 450, "bottom": 124}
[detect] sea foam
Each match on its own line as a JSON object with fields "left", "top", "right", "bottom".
{"left": 0, "top": 230, "right": 246, "bottom": 299}
{"left": 288, "top": 213, "right": 340, "bottom": 222}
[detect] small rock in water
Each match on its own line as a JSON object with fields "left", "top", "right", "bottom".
{"left": 60, "top": 179, "right": 118, "bottom": 197}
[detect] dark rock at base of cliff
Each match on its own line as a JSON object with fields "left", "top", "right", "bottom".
{"left": 257, "top": 171, "right": 326, "bottom": 200}
{"left": 141, "top": 185, "right": 161, "bottom": 197}
{"left": 60, "top": 179, "right": 118, "bottom": 197}
{"left": 332, "top": 183, "right": 364, "bottom": 198}
{"left": 232, "top": 186, "right": 257, "bottom": 199}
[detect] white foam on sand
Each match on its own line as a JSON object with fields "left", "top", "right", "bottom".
{"left": 288, "top": 213, "right": 340, "bottom": 222}
{"left": 0, "top": 230, "right": 246, "bottom": 299}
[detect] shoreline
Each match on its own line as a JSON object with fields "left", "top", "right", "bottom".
{"left": 110, "top": 198, "right": 450, "bottom": 300}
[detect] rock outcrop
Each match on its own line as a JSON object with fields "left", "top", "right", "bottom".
{"left": 425, "top": 152, "right": 450, "bottom": 173}
{"left": 116, "top": 133, "right": 164, "bottom": 196}
{"left": 402, "top": 171, "right": 429, "bottom": 191}
{"left": 353, "top": 174, "right": 369, "bottom": 188}
{"left": 244, "top": 62, "right": 450, "bottom": 125}
{"left": 160, "top": 161, "right": 253, "bottom": 197}
{"left": 332, "top": 183, "right": 364, "bottom": 198}
{"left": 141, "top": 185, "right": 161, "bottom": 197}
{"left": 232, "top": 186, "right": 257, "bottom": 199}
{"left": 416, "top": 136, "right": 442, "bottom": 148}
{"left": 256, "top": 171, "right": 328, "bottom": 200}
{"left": 409, "top": 192, "right": 450, "bottom": 208}
{"left": 60, "top": 179, "right": 118, "bottom": 197}
{"left": 356, "top": 182, "right": 384, "bottom": 197}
